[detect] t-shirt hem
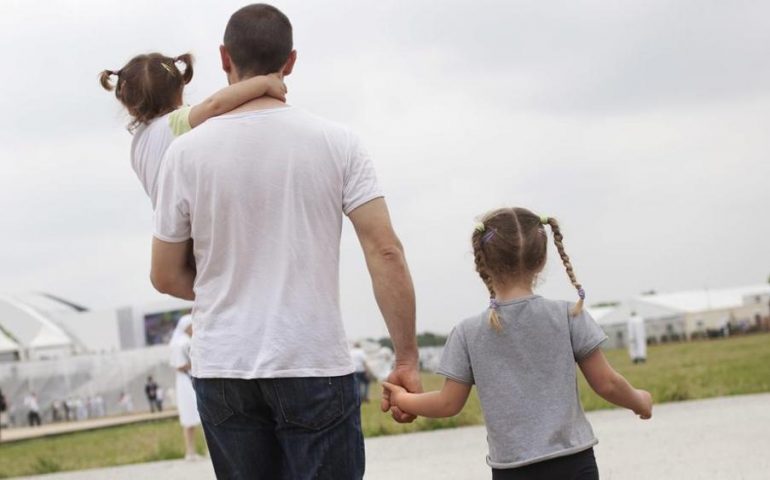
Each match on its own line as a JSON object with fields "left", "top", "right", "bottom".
{"left": 153, "top": 232, "right": 191, "bottom": 243}
{"left": 344, "top": 192, "right": 384, "bottom": 216}
{"left": 575, "top": 336, "right": 608, "bottom": 361}
{"left": 191, "top": 365, "right": 355, "bottom": 379}
{"left": 436, "top": 369, "right": 474, "bottom": 385}
{"left": 487, "top": 440, "right": 598, "bottom": 469}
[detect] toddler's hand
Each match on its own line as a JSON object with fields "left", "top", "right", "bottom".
{"left": 382, "top": 381, "right": 406, "bottom": 409}
{"left": 266, "top": 73, "right": 287, "bottom": 102}
{"left": 634, "top": 390, "right": 653, "bottom": 419}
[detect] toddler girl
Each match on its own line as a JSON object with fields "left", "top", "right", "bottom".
{"left": 383, "top": 207, "right": 652, "bottom": 480}
{"left": 100, "top": 52, "right": 286, "bottom": 206}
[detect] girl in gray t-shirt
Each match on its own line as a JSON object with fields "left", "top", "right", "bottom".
{"left": 384, "top": 207, "right": 652, "bottom": 480}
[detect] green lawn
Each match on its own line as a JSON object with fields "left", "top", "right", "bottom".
{"left": 1, "top": 333, "right": 769, "bottom": 478}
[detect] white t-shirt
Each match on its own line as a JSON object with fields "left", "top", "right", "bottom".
{"left": 154, "top": 106, "right": 383, "bottom": 379}
{"left": 131, "top": 113, "right": 175, "bottom": 208}
{"left": 130, "top": 107, "right": 192, "bottom": 208}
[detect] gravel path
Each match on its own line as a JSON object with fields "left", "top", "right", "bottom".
{"left": 17, "top": 393, "right": 770, "bottom": 480}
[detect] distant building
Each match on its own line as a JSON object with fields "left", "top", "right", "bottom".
{"left": 0, "top": 293, "right": 192, "bottom": 361}
{"left": 589, "top": 284, "right": 770, "bottom": 349}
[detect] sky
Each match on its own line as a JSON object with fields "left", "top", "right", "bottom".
{"left": 1, "top": 0, "right": 768, "bottom": 340}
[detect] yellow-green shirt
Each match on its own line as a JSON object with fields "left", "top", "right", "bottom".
{"left": 168, "top": 106, "right": 192, "bottom": 137}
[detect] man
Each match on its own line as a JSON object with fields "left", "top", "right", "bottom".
{"left": 144, "top": 376, "right": 159, "bottom": 412}
{"left": 24, "top": 392, "right": 41, "bottom": 427}
{"left": 350, "top": 342, "right": 372, "bottom": 402}
{"left": 627, "top": 311, "right": 647, "bottom": 364}
{"left": 0, "top": 387, "right": 7, "bottom": 440}
{"left": 150, "top": 4, "right": 420, "bottom": 479}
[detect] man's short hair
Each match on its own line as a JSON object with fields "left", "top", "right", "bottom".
{"left": 224, "top": 4, "right": 293, "bottom": 77}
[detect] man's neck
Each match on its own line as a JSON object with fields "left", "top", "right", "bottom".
{"left": 228, "top": 96, "right": 288, "bottom": 115}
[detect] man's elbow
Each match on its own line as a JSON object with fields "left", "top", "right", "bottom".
{"left": 374, "top": 242, "right": 405, "bottom": 263}
{"left": 150, "top": 270, "right": 173, "bottom": 294}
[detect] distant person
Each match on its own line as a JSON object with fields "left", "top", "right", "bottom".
{"left": 118, "top": 391, "right": 134, "bottom": 414}
{"left": 150, "top": 4, "right": 420, "bottom": 478}
{"left": 144, "top": 376, "right": 160, "bottom": 413}
{"left": 73, "top": 396, "right": 87, "bottom": 421}
{"left": 51, "top": 400, "right": 62, "bottom": 422}
{"left": 24, "top": 392, "right": 41, "bottom": 427}
{"left": 156, "top": 387, "right": 165, "bottom": 412}
{"left": 169, "top": 315, "right": 203, "bottom": 461}
{"left": 62, "top": 398, "right": 72, "bottom": 421}
{"left": 351, "top": 343, "right": 372, "bottom": 403}
{"left": 383, "top": 208, "right": 653, "bottom": 480}
{"left": 0, "top": 387, "right": 7, "bottom": 440}
{"left": 100, "top": 54, "right": 285, "bottom": 208}
{"left": 627, "top": 311, "right": 647, "bottom": 364}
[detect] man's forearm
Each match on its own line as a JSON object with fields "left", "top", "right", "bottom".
{"left": 151, "top": 267, "right": 196, "bottom": 300}
{"left": 367, "top": 245, "right": 418, "bottom": 364}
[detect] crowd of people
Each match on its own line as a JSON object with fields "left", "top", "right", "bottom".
{"left": 0, "top": 381, "right": 172, "bottom": 432}
{"left": 0, "top": 392, "right": 111, "bottom": 429}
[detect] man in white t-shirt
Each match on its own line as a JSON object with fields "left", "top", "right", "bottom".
{"left": 150, "top": 4, "right": 420, "bottom": 479}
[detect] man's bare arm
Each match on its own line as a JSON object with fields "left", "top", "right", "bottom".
{"left": 150, "top": 237, "right": 196, "bottom": 301}
{"left": 348, "top": 198, "right": 422, "bottom": 422}
{"left": 349, "top": 198, "right": 418, "bottom": 364}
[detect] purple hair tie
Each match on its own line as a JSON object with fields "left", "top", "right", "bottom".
{"left": 481, "top": 229, "right": 496, "bottom": 245}
{"left": 578, "top": 288, "right": 586, "bottom": 300}
{"left": 489, "top": 298, "right": 499, "bottom": 309}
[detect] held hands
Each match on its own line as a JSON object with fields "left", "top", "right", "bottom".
{"left": 265, "top": 73, "right": 288, "bottom": 102}
{"left": 634, "top": 389, "right": 653, "bottom": 420}
{"left": 381, "top": 381, "right": 406, "bottom": 409}
{"left": 381, "top": 364, "right": 422, "bottom": 423}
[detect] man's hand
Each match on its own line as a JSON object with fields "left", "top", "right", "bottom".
{"left": 381, "top": 363, "right": 422, "bottom": 423}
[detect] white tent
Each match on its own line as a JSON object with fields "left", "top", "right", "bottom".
{"left": 0, "top": 294, "right": 76, "bottom": 360}
{"left": 637, "top": 285, "right": 770, "bottom": 314}
{"left": 0, "top": 327, "right": 20, "bottom": 361}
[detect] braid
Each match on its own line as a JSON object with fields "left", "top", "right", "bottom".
{"left": 473, "top": 234, "right": 502, "bottom": 331}
{"left": 546, "top": 218, "right": 585, "bottom": 316}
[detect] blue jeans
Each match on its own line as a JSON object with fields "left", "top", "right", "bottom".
{"left": 193, "top": 374, "right": 364, "bottom": 480}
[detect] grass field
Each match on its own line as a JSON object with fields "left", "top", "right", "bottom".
{"left": 1, "top": 333, "right": 769, "bottom": 477}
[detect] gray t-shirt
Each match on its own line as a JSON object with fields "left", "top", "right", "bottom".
{"left": 437, "top": 295, "right": 607, "bottom": 469}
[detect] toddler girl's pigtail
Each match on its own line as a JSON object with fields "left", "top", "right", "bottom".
{"left": 99, "top": 70, "right": 118, "bottom": 92}
{"left": 544, "top": 216, "right": 585, "bottom": 317}
{"left": 175, "top": 53, "right": 194, "bottom": 85}
{"left": 473, "top": 223, "right": 503, "bottom": 332}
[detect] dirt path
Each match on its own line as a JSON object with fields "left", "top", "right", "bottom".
{"left": 17, "top": 393, "right": 770, "bottom": 480}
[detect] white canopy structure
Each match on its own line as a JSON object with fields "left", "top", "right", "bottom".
{"left": 0, "top": 327, "right": 20, "bottom": 361}
{"left": 0, "top": 293, "right": 78, "bottom": 360}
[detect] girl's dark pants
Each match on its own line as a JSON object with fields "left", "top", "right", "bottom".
{"left": 492, "top": 448, "right": 599, "bottom": 480}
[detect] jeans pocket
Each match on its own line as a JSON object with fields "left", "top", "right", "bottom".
{"left": 273, "top": 376, "right": 345, "bottom": 430}
{"left": 193, "top": 378, "right": 235, "bottom": 426}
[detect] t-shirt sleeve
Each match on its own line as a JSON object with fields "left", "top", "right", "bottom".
{"left": 436, "top": 326, "right": 474, "bottom": 385}
{"left": 168, "top": 106, "right": 193, "bottom": 137}
{"left": 153, "top": 148, "right": 191, "bottom": 242}
{"left": 342, "top": 133, "right": 383, "bottom": 215}
{"left": 569, "top": 308, "right": 608, "bottom": 361}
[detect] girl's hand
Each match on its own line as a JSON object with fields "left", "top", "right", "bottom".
{"left": 634, "top": 390, "right": 653, "bottom": 419}
{"left": 265, "top": 73, "right": 287, "bottom": 102}
{"left": 382, "top": 381, "right": 407, "bottom": 409}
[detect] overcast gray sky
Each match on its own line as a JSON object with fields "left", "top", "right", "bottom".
{"left": 1, "top": 0, "right": 768, "bottom": 339}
